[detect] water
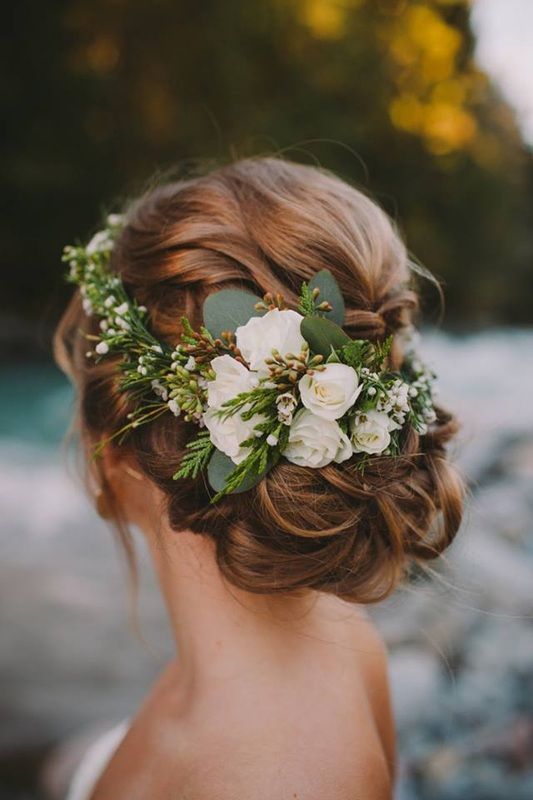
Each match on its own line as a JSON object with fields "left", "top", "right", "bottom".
{"left": 1, "top": 329, "right": 532, "bottom": 799}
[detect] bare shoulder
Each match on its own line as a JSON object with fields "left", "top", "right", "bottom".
{"left": 326, "top": 599, "right": 396, "bottom": 776}
{"left": 179, "top": 604, "right": 394, "bottom": 800}
{"left": 180, "top": 699, "right": 392, "bottom": 800}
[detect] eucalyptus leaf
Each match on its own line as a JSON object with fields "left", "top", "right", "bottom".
{"left": 308, "top": 269, "right": 345, "bottom": 325}
{"left": 203, "top": 288, "right": 263, "bottom": 339}
{"left": 301, "top": 316, "right": 351, "bottom": 358}
{"left": 207, "top": 448, "right": 272, "bottom": 495}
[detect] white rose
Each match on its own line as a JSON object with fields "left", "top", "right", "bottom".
{"left": 203, "top": 407, "right": 262, "bottom": 464}
{"left": 236, "top": 309, "right": 305, "bottom": 373}
{"left": 351, "top": 410, "right": 391, "bottom": 455}
{"left": 207, "top": 355, "right": 258, "bottom": 408}
{"left": 299, "top": 363, "right": 361, "bottom": 421}
{"left": 283, "top": 409, "right": 352, "bottom": 468}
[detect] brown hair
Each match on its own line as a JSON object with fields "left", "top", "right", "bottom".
{"left": 55, "top": 157, "right": 464, "bottom": 603}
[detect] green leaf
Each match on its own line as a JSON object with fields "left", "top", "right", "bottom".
{"left": 203, "top": 289, "right": 263, "bottom": 339}
{"left": 207, "top": 448, "right": 272, "bottom": 496}
{"left": 300, "top": 316, "right": 351, "bottom": 357}
{"left": 308, "top": 269, "right": 345, "bottom": 325}
{"left": 341, "top": 339, "right": 369, "bottom": 368}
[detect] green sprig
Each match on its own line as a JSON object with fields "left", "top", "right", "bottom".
{"left": 297, "top": 281, "right": 332, "bottom": 317}
{"left": 173, "top": 430, "right": 214, "bottom": 480}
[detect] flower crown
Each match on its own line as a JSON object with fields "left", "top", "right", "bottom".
{"left": 63, "top": 215, "right": 437, "bottom": 502}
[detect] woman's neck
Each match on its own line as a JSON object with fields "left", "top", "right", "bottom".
{"left": 145, "top": 518, "right": 333, "bottom": 689}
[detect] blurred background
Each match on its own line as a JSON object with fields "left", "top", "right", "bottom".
{"left": 1, "top": 1, "right": 532, "bottom": 798}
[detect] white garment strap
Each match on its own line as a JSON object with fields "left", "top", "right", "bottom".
{"left": 65, "top": 720, "right": 129, "bottom": 800}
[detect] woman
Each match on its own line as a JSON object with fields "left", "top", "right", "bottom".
{"left": 55, "top": 157, "right": 463, "bottom": 799}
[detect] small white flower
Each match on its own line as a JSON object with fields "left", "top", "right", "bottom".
{"left": 203, "top": 407, "right": 263, "bottom": 465}
{"left": 115, "top": 316, "right": 130, "bottom": 331}
{"left": 207, "top": 355, "right": 258, "bottom": 408}
{"left": 86, "top": 229, "right": 113, "bottom": 255}
{"left": 235, "top": 308, "right": 305, "bottom": 373}
{"left": 299, "top": 363, "right": 361, "bottom": 421}
{"left": 95, "top": 341, "right": 109, "bottom": 355}
{"left": 82, "top": 298, "right": 93, "bottom": 316}
{"left": 351, "top": 410, "right": 391, "bottom": 455}
{"left": 99, "top": 319, "right": 108, "bottom": 331}
{"left": 168, "top": 399, "right": 180, "bottom": 416}
{"left": 151, "top": 345, "right": 163, "bottom": 354}
{"left": 184, "top": 356, "right": 196, "bottom": 371}
{"left": 424, "top": 407, "right": 437, "bottom": 424}
{"left": 137, "top": 365, "right": 147, "bottom": 376}
{"left": 106, "top": 213, "right": 123, "bottom": 227}
{"left": 283, "top": 409, "right": 352, "bottom": 468}
{"left": 275, "top": 391, "right": 298, "bottom": 425}
{"left": 266, "top": 433, "right": 279, "bottom": 447}
{"left": 151, "top": 379, "right": 168, "bottom": 401}
{"left": 367, "top": 386, "right": 376, "bottom": 397}
{"left": 115, "top": 302, "right": 129, "bottom": 316}
{"left": 104, "top": 295, "right": 116, "bottom": 308}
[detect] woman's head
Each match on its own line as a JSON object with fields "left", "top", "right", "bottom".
{"left": 55, "top": 156, "right": 464, "bottom": 603}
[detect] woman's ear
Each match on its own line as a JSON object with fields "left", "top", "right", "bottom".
{"left": 98, "top": 446, "right": 156, "bottom": 529}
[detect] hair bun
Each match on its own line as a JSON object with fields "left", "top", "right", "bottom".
{"left": 199, "top": 407, "right": 463, "bottom": 602}
{"left": 55, "top": 156, "right": 464, "bottom": 603}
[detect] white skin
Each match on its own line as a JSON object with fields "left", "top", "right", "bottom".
{"left": 89, "top": 454, "right": 395, "bottom": 800}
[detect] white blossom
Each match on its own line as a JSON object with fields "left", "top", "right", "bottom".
{"left": 115, "top": 302, "right": 129, "bottom": 316}
{"left": 95, "top": 341, "right": 109, "bottom": 355}
{"left": 275, "top": 392, "right": 298, "bottom": 425}
{"left": 235, "top": 308, "right": 305, "bottom": 373}
{"left": 86, "top": 229, "right": 113, "bottom": 255}
{"left": 115, "top": 316, "right": 130, "bottom": 331}
{"left": 299, "top": 363, "right": 361, "bottom": 421}
{"left": 351, "top": 411, "right": 391, "bottom": 455}
{"left": 106, "top": 213, "right": 123, "bottom": 227}
{"left": 203, "top": 407, "right": 263, "bottom": 465}
{"left": 168, "top": 399, "right": 180, "bottom": 416}
{"left": 207, "top": 355, "right": 258, "bottom": 408}
{"left": 284, "top": 409, "right": 352, "bottom": 468}
{"left": 82, "top": 298, "right": 93, "bottom": 316}
{"left": 151, "top": 379, "right": 168, "bottom": 401}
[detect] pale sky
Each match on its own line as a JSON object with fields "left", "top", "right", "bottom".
{"left": 472, "top": 0, "right": 533, "bottom": 145}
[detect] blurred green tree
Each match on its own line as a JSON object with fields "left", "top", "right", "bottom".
{"left": 1, "top": 0, "right": 532, "bottom": 349}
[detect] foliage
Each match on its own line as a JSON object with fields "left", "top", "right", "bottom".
{"left": 3, "top": 0, "right": 533, "bottom": 349}
{"left": 173, "top": 430, "right": 214, "bottom": 480}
